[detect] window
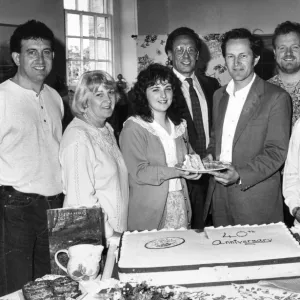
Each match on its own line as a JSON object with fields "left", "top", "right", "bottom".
{"left": 64, "top": 0, "right": 113, "bottom": 87}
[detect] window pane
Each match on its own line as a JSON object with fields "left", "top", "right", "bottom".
{"left": 67, "top": 61, "right": 82, "bottom": 86}
{"left": 67, "top": 38, "right": 81, "bottom": 59}
{"left": 97, "top": 40, "right": 107, "bottom": 59}
{"left": 103, "top": 61, "right": 112, "bottom": 75}
{"left": 82, "top": 15, "right": 94, "bottom": 37}
{"left": 96, "top": 17, "right": 106, "bottom": 38}
{"left": 96, "top": 61, "right": 107, "bottom": 72}
{"left": 67, "top": 14, "right": 80, "bottom": 36}
{"left": 90, "top": 0, "right": 104, "bottom": 13}
{"left": 84, "top": 61, "right": 96, "bottom": 72}
{"left": 83, "top": 39, "right": 95, "bottom": 60}
{"left": 78, "top": 0, "right": 89, "bottom": 11}
{"left": 64, "top": 0, "right": 75, "bottom": 9}
{"left": 107, "top": 38, "right": 112, "bottom": 60}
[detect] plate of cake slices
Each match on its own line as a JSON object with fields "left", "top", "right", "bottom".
{"left": 175, "top": 154, "right": 228, "bottom": 173}
{"left": 96, "top": 281, "right": 191, "bottom": 300}
{"left": 20, "top": 275, "right": 87, "bottom": 300}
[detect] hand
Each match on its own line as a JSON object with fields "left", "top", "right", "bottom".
{"left": 112, "top": 231, "right": 122, "bottom": 238}
{"left": 292, "top": 207, "right": 300, "bottom": 223}
{"left": 107, "top": 231, "right": 122, "bottom": 247}
{"left": 209, "top": 164, "right": 239, "bottom": 186}
{"left": 202, "top": 154, "right": 213, "bottom": 163}
{"left": 177, "top": 169, "right": 202, "bottom": 180}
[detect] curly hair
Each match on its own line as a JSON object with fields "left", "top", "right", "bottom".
{"left": 165, "top": 27, "right": 202, "bottom": 54}
{"left": 10, "top": 20, "right": 55, "bottom": 53}
{"left": 71, "top": 70, "right": 118, "bottom": 117}
{"left": 132, "top": 63, "right": 182, "bottom": 125}
{"left": 272, "top": 21, "right": 300, "bottom": 48}
{"left": 221, "top": 28, "right": 263, "bottom": 58}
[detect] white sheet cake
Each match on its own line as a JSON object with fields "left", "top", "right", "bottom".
{"left": 117, "top": 222, "right": 300, "bottom": 287}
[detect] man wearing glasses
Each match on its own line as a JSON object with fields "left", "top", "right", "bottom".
{"left": 165, "top": 27, "right": 220, "bottom": 229}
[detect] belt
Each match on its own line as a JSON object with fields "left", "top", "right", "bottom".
{"left": 0, "top": 185, "right": 62, "bottom": 200}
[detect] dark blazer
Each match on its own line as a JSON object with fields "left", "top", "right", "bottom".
{"left": 173, "top": 72, "right": 220, "bottom": 155}
{"left": 204, "top": 75, "right": 292, "bottom": 225}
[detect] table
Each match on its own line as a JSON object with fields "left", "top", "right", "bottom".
{"left": 2, "top": 278, "right": 300, "bottom": 300}
{"left": 3, "top": 230, "right": 300, "bottom": 300}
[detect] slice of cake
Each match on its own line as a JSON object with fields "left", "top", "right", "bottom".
{"left": 202, "top": 160, "right": 227, "bottom": 170}
{"left": 118, "top": 223, "right": 300, "bottom": 287}
{"left": 182, "top": 154, "right": 204, "bottom": 171}
{"left": 22, "top": 276, "right": 81, "bottom": 300}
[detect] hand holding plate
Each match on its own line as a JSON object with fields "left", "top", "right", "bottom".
{"left": 210, "top": 164, "right": 240, "bottom": 186}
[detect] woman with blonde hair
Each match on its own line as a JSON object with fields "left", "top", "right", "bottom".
{"left": 59, "top": 70, "right": 128, "bottom": 239}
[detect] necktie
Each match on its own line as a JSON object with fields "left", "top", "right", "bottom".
{"left": 185, "top": 78, "right": 206, "bottom": 158}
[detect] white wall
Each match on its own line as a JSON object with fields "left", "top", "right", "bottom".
{"left": 118, "top": 0, "right": 138, "bottom": 87}
{"left": 118, "top": 0, "right": 300, "bottom": 85}
{"left": 0, "top": 0, "right": 64, "bottom": 43}
{"left": 0, "top": 0, "right": 66, "bottom": 87}
{"left": 2, "top": 0, "right": 297, "bottom": 87}
{"left": 138, "top": 0, "right": 300, "bottom": 35}
{"left": 0, "top": 0, "right": 137, "bottom": 87}
{"left": 167, "top": 0, "right": 300, "bottom": 35}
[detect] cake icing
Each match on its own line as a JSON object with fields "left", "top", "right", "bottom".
{"left": 118, "top": 223, "right": 300, "bottom": 287}
{"left": 182, "top": 154, "right": 204, "bottom": 170}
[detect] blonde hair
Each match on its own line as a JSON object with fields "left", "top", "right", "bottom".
{"left": 70, "top": 70, "right": 118, "bottom": 117}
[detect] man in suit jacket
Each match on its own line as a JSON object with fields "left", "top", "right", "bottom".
{"left": 204, "top": 28, "right": 292, "bottom": 226}
{"left": 165, "top": 27, "right": 220, "bottom": 229}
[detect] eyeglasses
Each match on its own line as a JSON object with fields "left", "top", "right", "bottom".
{"left": 174, "top": 45, "right": 198, "bottom": 57}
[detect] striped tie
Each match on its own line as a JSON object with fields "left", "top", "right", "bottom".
{"left": 185, "top": 78, "right": 206, "bottom": 157}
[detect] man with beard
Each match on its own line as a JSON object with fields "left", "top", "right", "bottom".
{"left": 165, "top": 27, "right": 220, "bottom": 230}
{"left": 204, "top": 28, "right": 291, "bottom": 226}
{"left": 0, "top": 20, "right": 64, "bottom": 295}
{"left": 268, "top": 21, "right": 300, "bottom": 126}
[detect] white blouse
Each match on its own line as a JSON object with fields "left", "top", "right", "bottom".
{"left": 59, "top": 117, "right": 129, "bottom": 237}
{"left": 149, "top": 120, "right": 182, "bottom": 192}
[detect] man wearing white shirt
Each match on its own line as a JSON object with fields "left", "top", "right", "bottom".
{"left": 204, "top": 28, "right": 292, "bottom": 226}
{"left": 165, "top": 27, "right": 220, "bottom": 229}
{"left": 0, "top": 20, "right": 64, "bottom": 295}
{"left": 283, "top": 119, "right": 300, "bottom": 225}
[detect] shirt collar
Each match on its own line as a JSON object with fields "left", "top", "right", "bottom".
{"left": 226, "top": 73, "right": 256, "bottom": 97}
{"left": 172, "top": 68, "right": 196, "bottom": 83}
{"left": 9, "top": 78, "right": 45, "bottom": 96}
{"left": 151, "top": 118, "right": 176, "bottom": 138}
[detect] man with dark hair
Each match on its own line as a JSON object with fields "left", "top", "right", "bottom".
{"left": 0, "top": 20, "right": 64, "bottom": 295}
{"left": 165, "top": 27, "right": 219, "bottom": 230}
{"left": 268, "top": 21, "right": 300, "bottom": 126}
{"left": 204, "top": 28, "right": 292, "bottom": 226}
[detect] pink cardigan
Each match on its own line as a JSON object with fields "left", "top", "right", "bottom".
{"left": 119, "top": 117, "right": 193, "bottom": 231}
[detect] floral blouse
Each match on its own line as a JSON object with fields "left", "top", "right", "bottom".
{"left": 268, "top": 74, "right": 300, "bottom": 126}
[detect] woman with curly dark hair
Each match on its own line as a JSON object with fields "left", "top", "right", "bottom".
{"left": 120, "top": 63, "right": 201, "bottom": 231}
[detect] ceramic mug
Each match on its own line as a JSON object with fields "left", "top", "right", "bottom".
{"left": 55, "top": 244, "right": 104, "bottom": 281}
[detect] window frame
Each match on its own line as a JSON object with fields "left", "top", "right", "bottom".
{"left": 64, "top": 1, "right": 114, "bottom": 88}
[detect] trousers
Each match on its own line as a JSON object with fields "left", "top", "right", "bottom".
{"left": 0, "top": 186, "right": 63, "bottom": 296}
{"left": 187, "top": 174, "right": 209, "bottom": 230}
